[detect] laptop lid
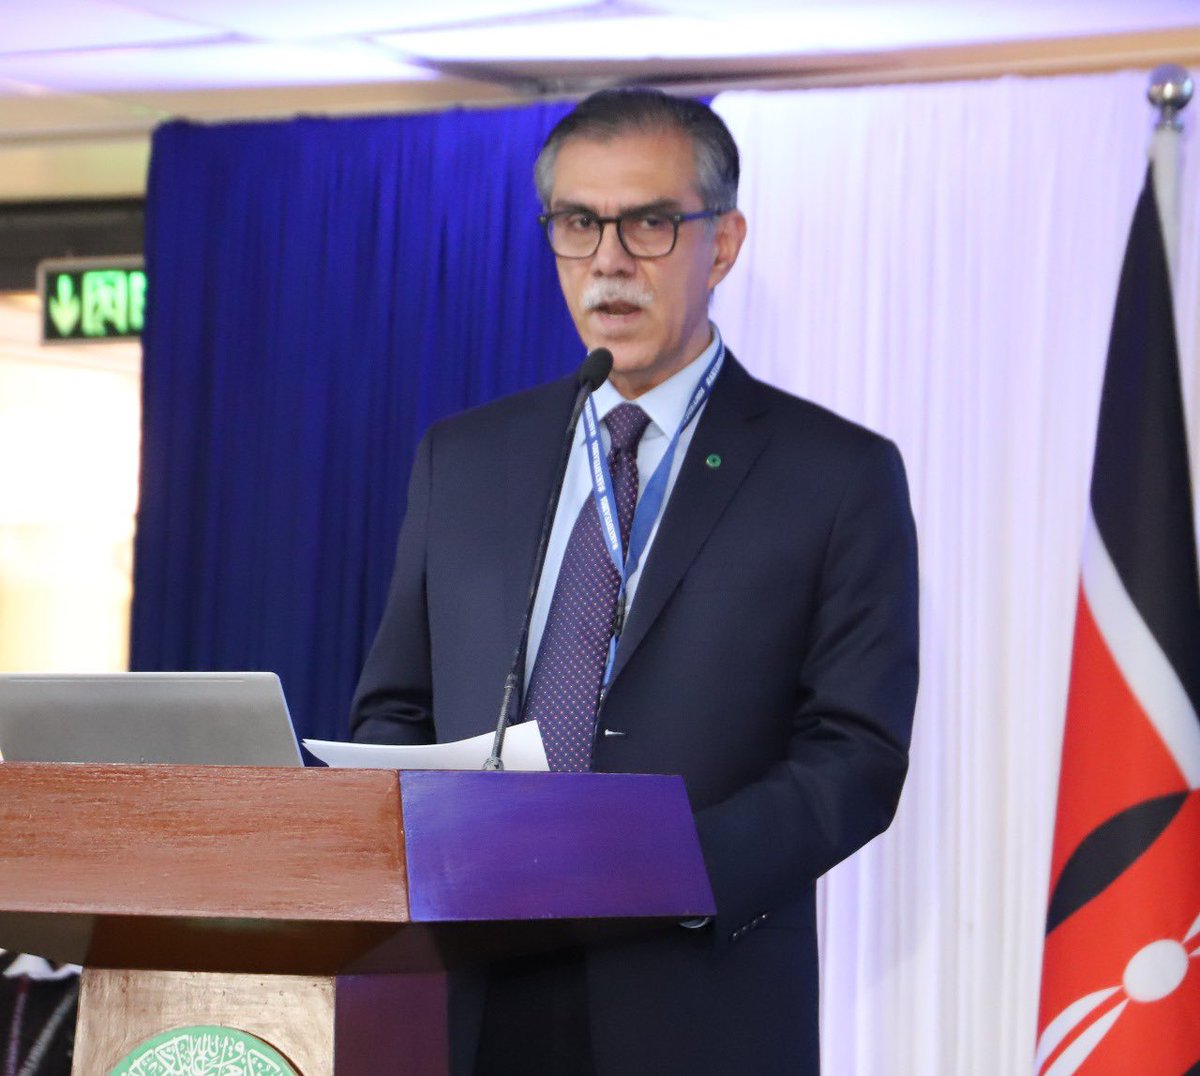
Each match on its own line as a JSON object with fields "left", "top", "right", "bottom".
{"left": 0, "top": 671, "right": 303, "bottom": 766}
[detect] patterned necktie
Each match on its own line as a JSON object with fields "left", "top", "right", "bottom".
{"left": 525, "top": 402, "right": 651, "bottom": 772}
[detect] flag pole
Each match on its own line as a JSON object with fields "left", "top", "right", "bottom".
{"left": 1147, "top": 64, "right": 1192, "bottom": 285}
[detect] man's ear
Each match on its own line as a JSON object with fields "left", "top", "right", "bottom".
{"left": 707, "top": 209, "right": 747, "bottom": 290}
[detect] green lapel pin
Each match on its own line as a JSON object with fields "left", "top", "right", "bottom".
{"left": 705, "top": 453, "right": 722, "bottom": 469}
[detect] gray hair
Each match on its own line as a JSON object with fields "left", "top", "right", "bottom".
{"left": 534, "top": 89, "right": 740, "bottom": 212}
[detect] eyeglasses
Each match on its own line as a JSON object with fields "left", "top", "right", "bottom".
{"left": 539, "top": 207, "right": 726, "bottom": 260}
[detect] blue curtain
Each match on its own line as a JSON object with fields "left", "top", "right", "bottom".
{"left": 131, "top": 103, "right": 578, "bottom": 742}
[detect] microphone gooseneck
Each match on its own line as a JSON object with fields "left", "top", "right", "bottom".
{"left": 483, "top": 348, "right": 614, "bottom": 770}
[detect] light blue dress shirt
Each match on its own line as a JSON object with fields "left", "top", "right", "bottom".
{"left": 524, "top": 325, "right": 724, "bottom": 690}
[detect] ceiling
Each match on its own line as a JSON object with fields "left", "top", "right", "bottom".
{"left": 2, "top": 1, "right": 1199, "bottom": 200}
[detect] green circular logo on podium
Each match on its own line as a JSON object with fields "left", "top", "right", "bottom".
{"left": 110, "top": 1026, "right": 299, "bottom": 1075}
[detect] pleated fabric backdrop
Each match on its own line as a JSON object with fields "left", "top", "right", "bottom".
{"left": 712, "top": 70, "right": 1200, "bottom": 1073}
{"left": 132, "top": 103, "right": 576, "bottom": 741}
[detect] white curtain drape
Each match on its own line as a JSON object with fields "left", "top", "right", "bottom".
{"left": 712, "top": 70, "right": 1199, "bottom": 1075}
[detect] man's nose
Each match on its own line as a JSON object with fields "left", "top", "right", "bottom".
{"left": 592, "top": 221, "right": 636, "bottom": 274}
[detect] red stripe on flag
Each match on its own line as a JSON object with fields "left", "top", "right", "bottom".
{"left": 1049, "top": 586, "right": 1190, "bottom": 893}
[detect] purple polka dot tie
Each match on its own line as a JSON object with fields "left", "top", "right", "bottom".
{"left": 525, "top": 402, "right": 651, "bottom": 772}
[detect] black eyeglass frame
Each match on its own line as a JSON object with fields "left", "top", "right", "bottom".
{"left": 538, "top": 207, "right": 728, "bottom": 260}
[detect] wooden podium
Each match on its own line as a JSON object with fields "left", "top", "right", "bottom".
{"left": 0, "top": 764, "right": 714, "bottom": 1074}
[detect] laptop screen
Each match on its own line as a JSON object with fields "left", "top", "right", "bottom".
{"left": 0, "top": 671, "right": 303, "bottom": 766}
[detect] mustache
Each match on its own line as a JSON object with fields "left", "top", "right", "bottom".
{"left": 582, "top": 280, "right": 654, "bottom": 310}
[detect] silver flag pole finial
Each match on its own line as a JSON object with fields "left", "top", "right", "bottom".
{"left": 1148, "top": 64, "right": 1193, "bottom": 130}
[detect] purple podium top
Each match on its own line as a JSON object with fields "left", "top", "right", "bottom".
{"left": 400, "top": 771, "right": 715, "bottom": 924}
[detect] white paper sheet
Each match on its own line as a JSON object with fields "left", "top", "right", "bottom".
{"left": 302, "top": 720, "right": 549, "bottom": 771}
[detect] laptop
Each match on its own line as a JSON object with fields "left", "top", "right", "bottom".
{"left": 0, "top": 671, "right": 303, "bottom": 766}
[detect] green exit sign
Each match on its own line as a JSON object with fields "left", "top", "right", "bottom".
{"left": 38, "top": 257, "right": 146, "bottom": 343}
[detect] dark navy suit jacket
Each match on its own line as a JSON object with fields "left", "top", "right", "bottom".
{"left": 351, "top": 353, "right": 919, "bottom": 1075}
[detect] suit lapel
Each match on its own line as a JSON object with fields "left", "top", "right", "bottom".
{"left": 608, "top": 354, "right": 771, "bottom": 684}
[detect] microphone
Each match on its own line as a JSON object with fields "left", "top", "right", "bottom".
{"left": 578, "top": 347, "right": 614, "bottom": 393}
{"left": 483, "top": 348, "right": 613, "bottom": 770}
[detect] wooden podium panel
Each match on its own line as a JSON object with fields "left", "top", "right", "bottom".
{"left": 0, "top": 765, "right": 410, "bottom": 922}
{"left": 75, "top": 969, "right": 447, "bottom": 1076}
{"left": 0, "top": 764, "right": 411, "bottom": 971}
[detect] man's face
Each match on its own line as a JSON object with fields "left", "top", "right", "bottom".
{"left": 547, "top": 127, "right": 747, "bottom": 399}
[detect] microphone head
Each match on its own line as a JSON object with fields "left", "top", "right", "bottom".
{"left": 578, "top": 348, "right": 614, "bottom": 391}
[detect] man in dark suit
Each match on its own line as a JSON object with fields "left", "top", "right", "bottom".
{"left": 351, "top": 89, "right": 918, "bottom": 1075}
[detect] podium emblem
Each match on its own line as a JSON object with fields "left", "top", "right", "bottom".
{"left": 110, "top": 1026, "right": 299, "bottom": 1075}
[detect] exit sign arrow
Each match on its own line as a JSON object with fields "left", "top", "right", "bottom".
{"left": 48, "top": 274, "right": 82, "bottom": 337}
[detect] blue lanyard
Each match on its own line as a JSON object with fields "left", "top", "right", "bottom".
{"left": 582, "top": 343, "right": 724, "bottom": 684}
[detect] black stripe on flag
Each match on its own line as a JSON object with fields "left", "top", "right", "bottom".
{"left": 1046, "top": 791, "right": 1187, "bottom": 932}
{"left": 1089, "top": 165, "right": 1200, "bottom": 722}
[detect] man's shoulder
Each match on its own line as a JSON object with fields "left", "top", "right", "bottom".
{"left": 722, "top": 351, "right": 898, "bottom": 460}
{"left": 426, "top": 375, "right": 576, "bottom": 446}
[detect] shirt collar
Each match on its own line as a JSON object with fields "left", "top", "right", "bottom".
{"left": 588, "top": 323, "right": 724, "bottom": 441}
